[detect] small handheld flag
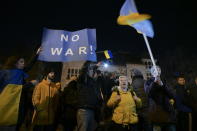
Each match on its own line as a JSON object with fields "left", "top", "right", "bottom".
{"left": 104, "top": 50, "right": 113, "bottom": 59}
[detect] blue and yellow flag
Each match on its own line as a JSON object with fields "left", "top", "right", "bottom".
{"left": 0, "top": 69, "right": 28, "bottom": 126}
{"left": 117, "top": 0, "right": 154, "bottom": 38}
{"left": 104, "top": 50, "right": 113, "bottom": 59}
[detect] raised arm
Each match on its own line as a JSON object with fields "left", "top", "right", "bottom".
{"left": 24, "top": 47, "right": 41, "bottom": 72}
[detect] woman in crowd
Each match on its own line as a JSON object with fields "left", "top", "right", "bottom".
{"left": 0, "top": 48, "right": 41, "bottom": 131}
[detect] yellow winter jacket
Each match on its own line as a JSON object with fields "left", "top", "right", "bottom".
{"left": 32, "top": 79, "right": 59, "bottom": 125}
{"left": 107, "top": 88, "right": 142, "bottom": 125}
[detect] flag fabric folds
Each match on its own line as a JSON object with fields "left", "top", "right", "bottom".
{"left": 0, "top": 69, "right": 28, "bottom": 126}
{"left": 104, "top": 50, "right": 113, "bottom": 59}
{"left": 118, "top": 0, "right": 154, "bottom": 38}
{"left": 117, "top": 13, "right": 151, "bottom": 26}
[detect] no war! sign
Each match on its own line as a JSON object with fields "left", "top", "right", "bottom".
{"left": 38, "top": 28, "right": 97, "bottom": 62}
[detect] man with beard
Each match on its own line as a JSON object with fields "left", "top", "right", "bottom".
{"left": 32, "top": 69, "right": 59, "bottom": 131}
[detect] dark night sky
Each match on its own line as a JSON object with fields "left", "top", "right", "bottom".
{"left": 0, "top": 0, "right": 196, "bottom": 60}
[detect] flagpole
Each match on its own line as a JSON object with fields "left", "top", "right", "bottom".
{"left": 118, "top": 0, "right": 158, "bottom": 76}
{"left": 142, "top": 33, "right": 158, "bottom": 76}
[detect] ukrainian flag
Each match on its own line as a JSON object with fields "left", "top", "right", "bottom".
{"left": 0, "top": 69, "right": 28, "bottom": 126}
{"left": 118, "top": 0, "right": 154, "bottom": 38}
{"left": 104, "top": 50, "right": 113, "bottom": 59}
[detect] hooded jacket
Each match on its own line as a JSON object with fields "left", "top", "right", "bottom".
{"left": 32, "top": 79, "right": 59, "bottom": 125}
{"left": 107, "top": 86, "right": 141, "bottom": 125}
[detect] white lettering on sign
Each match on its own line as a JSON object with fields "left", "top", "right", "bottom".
{"left": 90, "top": 45, "right": 93, "bottom": 54}
{"left": 60, "top": 34, "right": 79, "bottom": 42}
{"left": 65, "top": 48, "right": 74, "bottom": 56}
{"left": 61, "top": 34, "right": 68, "bottom": 42}
{"left": 79, "top": 47, "right": 87, "bottom": 54}
{"left": 72, "top": 35, "right": 79, "bottom": 41}
{"left": 50, "top": 46, "right": 93, "bottom": 56}
{"left": 51, "top": 48, "right": 62, "bottom": 55}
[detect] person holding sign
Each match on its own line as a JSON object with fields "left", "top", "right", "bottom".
{"left": 0, "top": 47, "right": 41, "bottom": 131}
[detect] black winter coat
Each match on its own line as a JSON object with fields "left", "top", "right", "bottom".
{"left": 145, "top": 77, "right": 176, "bottom": 124}
{"left": 77, "top": 76, "right": 102, "bottom": 110}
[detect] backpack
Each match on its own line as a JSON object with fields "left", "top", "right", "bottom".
{"left": 100, "top": 86, "right": 137, "bottom": 121}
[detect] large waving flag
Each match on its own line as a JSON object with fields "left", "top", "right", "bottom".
{"left": 0, "top": 69, "right": 28, "bottom": 125}
{"left": 117, "top": 0, "right": 154, "bottom": 38}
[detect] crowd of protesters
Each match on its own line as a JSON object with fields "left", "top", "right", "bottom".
{"left": 0, "top": 49, "right": 197, "bottom": 131}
